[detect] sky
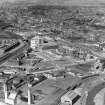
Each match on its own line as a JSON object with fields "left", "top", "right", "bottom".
{"left": 1, "top": 0, "right": 105, "bottom": 6}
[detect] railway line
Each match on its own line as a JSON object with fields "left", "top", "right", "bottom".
{"left": 0, "top": 39, "right": 28, "bottom": 66}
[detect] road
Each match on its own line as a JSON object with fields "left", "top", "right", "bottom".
{"left": 4, "top": 58, "right": 93, "bottom": 75}
{"left": 86, "top": 82, "right": 105, "bottom": 105}
{"left": 84, "top": 73, "right": 105, "bottom": 105}
{"left": 4, "top": 58, "right": 80, "bottom": 74}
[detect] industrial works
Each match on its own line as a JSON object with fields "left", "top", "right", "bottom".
{"left": 0, "top": 0, "right": 105, "bottom": 105}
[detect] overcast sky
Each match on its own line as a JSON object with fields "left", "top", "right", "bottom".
{"left": 1, "top": 0, "right": 105, "bottom": 6}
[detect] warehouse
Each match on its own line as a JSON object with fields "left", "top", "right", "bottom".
{"left": 61, "top": 88, "right": 82, "bottom": 105}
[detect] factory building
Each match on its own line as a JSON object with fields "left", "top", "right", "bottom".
{"left": 30, "top": 35, "right": 56, "bottom": 51}
{"left": 31, "top": 36, "right": 41, "bottom": 50}
{"left": 61, "top": 88, "right": 82, "bottom": 105}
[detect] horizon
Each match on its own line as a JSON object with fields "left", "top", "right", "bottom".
{"left": 1, "top": 0, "right": 105, "bottom": 7}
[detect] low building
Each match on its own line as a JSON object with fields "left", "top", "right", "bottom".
{"left": 61, "top": 88, "right": 82, "bottom": 105}
{"left": 6, "top": 91, "right": 18, "bottom": 105}
{"left": 43, "top": 72, "right": 55, "bottom": 79}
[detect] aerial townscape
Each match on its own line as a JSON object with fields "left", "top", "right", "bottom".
{"left": 1, "top": 0, "right": 105, "bottom": 105}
